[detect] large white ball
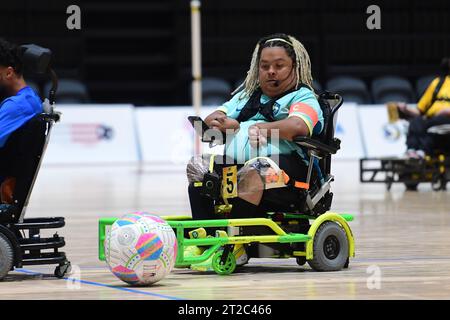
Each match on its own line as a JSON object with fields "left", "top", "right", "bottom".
{"left": 104, "top": 212, "right": 177, "bottom": 286}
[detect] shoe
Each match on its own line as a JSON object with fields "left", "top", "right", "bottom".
{"left": 184, "top": 245, "right": 204, "bottom": 258}
{"left": 214, "top": 230, "right": 248, "bottom": 266}
{"left": 233, "top": 243, "right": 249, "bottom": 266}
{"left": 185, "top": 227, "right": 211, "bottom": 271}
{"left": 405, "top": 149, "right": 425, "bottom": 160}
{"left": 416, "top": 150, "right": 426, "bottom": 159}
{"left": 189, "top": 227, "right": 207, "bottom": 239}
{"left": 183, "top": 228, "right": 207, "bottom": 265}
{"left": 190, "top": 255, "right": 214, "bottom": 271}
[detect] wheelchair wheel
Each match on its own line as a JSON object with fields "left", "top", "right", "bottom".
{"left": 404, "top": 182, "right": 419, "bottom": 191}
{"left": 212, "top": 250, "right": 236, "bottom": 275}
{"left": 55, "top": 261, "right": 72, "bottom": 279}
{"left": 432, "top": 174, "right": 445, "bottom": 191}
{"left": 308, "top": 221, "right": 349, "bottom": 272}
{"left": 296, "top": 257, "right": 306, "bottom": 266}
{"left": 0, "top": 233, "right": 14, "bottom": 281}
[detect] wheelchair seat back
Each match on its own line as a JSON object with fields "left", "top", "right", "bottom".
{"left": 0, "top": 112, "right": 58, "bottom": 223}
{"left": 314, "top": 92, "right": 343, "bottom": 175}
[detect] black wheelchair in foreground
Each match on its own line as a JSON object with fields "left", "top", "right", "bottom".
{"left": 0, "top": 45, "right": 70, "bottom": 280}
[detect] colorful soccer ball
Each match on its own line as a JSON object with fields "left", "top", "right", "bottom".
{"left": 104, "top": 212, "right": 177, "bottom": 286}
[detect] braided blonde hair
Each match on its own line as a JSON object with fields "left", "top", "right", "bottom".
{"left": 232, "top": 34, "right": 314, "bottom": 97}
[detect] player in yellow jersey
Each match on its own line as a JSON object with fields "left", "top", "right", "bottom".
{"left": 397, "top": 58, "right": 450, "bottom": 159}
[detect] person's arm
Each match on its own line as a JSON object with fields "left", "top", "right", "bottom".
{"left": 436, "top": 108, "right": 450, "bottom": 117}
{"left": 0, "top": 101, "right": 23, "bottom": 148}
{"left": 397, "top": 102, "right": 421, "bottom": 118}
{"left": 250, "top": 117, "right": 308, "bottom": 140}
{"left": 249, "top": 97, "right": 321, "bottom": 148}
{"left": 416, "top": 77, "right": 440, "bottom": 115}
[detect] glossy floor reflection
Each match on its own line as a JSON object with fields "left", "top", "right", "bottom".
{"left": 1, "top": 160, "right": 449, "bottom": 299}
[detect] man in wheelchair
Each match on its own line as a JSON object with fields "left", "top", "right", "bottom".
{"left": 186, "top": 34, "right": 342, "bottom": 268}
{"left": 396, "top": 57, "right": 450, "bottom": 159}
{"left": 188, "top": 33, "right": 324, "bottom": 220}
{"left": 0, "top": 38, "right": 43, "bottom": 206}
{"left": 0, "top": 41, "right": 70, "bottom": 280}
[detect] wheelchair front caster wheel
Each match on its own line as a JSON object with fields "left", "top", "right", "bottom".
{"left": 0, "top": 234, "right": 14, "bottom": 281}
{"left": 212, "top": 251, "right": 236, "bottom": 275}
{"left": 296, "top": 256, "right": 306, "bottom": 266}
{"left": 55, "top": 262, "right": 71, "bottom": 278}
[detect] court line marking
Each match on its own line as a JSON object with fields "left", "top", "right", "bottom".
{"left": 15, "top": 269, "right": 186, "bottom": 300}
{"left": 22, "top": 255, "right": 450, "bottom": 271}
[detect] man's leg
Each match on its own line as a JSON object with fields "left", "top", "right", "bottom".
{"left": 229, "top": 197, "right": 265, "bottom": 218}
{"left": 260, "top": 153, "right": 311, "bottom": 210}
{"left": 406, "top": 116, "right": 426, "bottom": 151}
{"left": 188, "top": 183, "right": 216, "bottom": 220}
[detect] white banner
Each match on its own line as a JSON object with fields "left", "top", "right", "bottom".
{"left": 334, "top": 103, "right": 365, "bottom": 159}
{"left": 43, "top": 105, "right": 139, "bottom": 164}
{"left": 136, "top": 104, "right": 369, "bottom": 164}
{"left": 135, "top": 106, "right": 221, "bottom": 164}
{"left": 41, "top": 103, "right": 402, "bottom": 165}
{"left": 358, "top": 105, "right": 408, "bottom": 158}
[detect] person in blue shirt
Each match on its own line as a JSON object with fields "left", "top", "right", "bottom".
{"left": 188, "top": 33, "right": 324, "bottom": 221}
{"left": 0, "top": 39, "right": 43, "bottom": 148}
{"left": 0, "top": 38, "right": 43, "bottom": 201}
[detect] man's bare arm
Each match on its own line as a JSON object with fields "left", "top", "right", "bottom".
{"left": 253, "top": 117, "right": 310, "bottom": 140}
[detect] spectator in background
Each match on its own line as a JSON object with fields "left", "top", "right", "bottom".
{"left": 397, "top": 57, "right": 450, "bottom": 159}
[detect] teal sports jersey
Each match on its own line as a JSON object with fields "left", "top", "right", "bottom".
{"left": 0, "top": 86, "right": 43, "bottom": 148}
{"left": 217, "top": 87, "right": 323, "bottom": 163}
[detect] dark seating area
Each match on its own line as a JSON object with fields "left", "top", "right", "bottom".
{"left": 1, "top": 0, "right": 449, "bottom": 106}
{"left": 371, "top": 76, "right": 416, "bottom": 104}
{"left": 326, "top": 76, "right": 371, "bottom": 104}
{"left": 189, "top": 74, "right": 439, "bottom": 105}
{"left": 191, "top": 77, "right": 232, "bottom": 106}
{"left": 44, "top": 79, "right": 90, "bottom": 104}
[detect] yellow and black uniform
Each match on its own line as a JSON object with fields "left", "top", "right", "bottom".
{"left": 417, "top": 76, "right": 450, "bottom": 117}
{"left": 407, "top": 75, "right": 450, "bottom": 154}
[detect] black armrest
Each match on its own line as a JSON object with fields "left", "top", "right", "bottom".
{"left": 293, "top": 136, "right": 341, "bottom": 155}
{"left": 38, "top": 112, "right": 61, "bottom": 123}
{"left": 427, "top": 124, "right": 450, "bottom": 135}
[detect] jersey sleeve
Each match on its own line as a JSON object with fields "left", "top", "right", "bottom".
{"left": 417, "top": 77, "right": 440, "bottom": 114}
{"left": 287, "top": 88, "right": 323, "bottom": 136}
{"left": 0, "top": 100, "right": 33, "bottom": 148}
{"left": 215, "top": 91, "right": 248, "bottom": 119}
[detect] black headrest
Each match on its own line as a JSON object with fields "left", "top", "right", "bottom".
{"left": 19, "top": 44, "right": 52, "bottom": 74}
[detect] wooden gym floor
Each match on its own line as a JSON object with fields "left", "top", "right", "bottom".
{"left": 1, "top": 160, "right": 450, "bottom": 300}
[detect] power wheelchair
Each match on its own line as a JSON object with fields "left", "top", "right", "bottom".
{"left": 99, "top": 92, "right": 355, "bottom": 275}
{"left": 0, "top": 45, "right": 70, "bottom": 280}
{"left": 360, "top": 110, "right": 450, "bottom": 191}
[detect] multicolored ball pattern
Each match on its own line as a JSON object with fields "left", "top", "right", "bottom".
{"left": 105, "top": 212, "right": 177, "bottom": 286}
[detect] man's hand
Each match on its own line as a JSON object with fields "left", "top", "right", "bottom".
{"left": 248, "top": 125, "right": 267, "bottom": 148}
{"left": 209, "top": 113, "right": 227, "bottom": 130}
{"left": 397, "top": 102, "right": 420, "bottom": 119}
{"left": 436, "top": 108, "right": 450, "bottom": 117}
{"left": 397, "top": 102, "right": 408, "bottom": 113}
{"left": 207, "top": 113, "right": 240, "bottom": 132}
